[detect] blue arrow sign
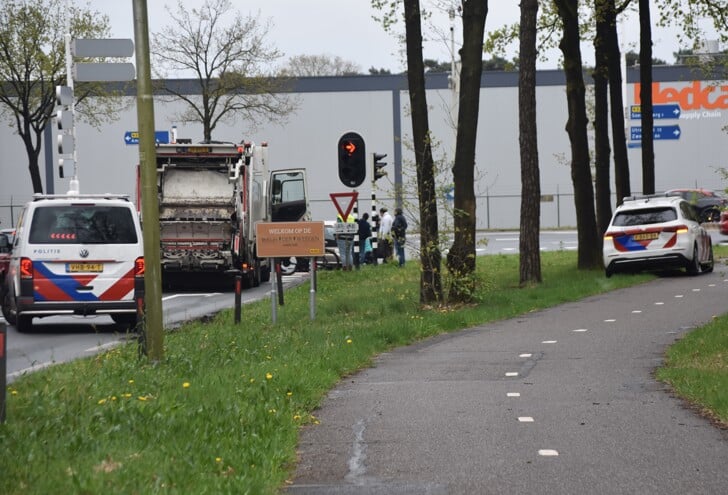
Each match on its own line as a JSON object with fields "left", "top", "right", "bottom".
{"left": 124, "top": 130, "right": 170, "bottom": 145}
{"left": 630, "top": 104, "right": 681, "bottom": 120}
{"left": 630, "top": 125, "right": 681, "bottom": 141}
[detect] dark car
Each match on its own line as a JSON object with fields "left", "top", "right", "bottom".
{"left": 664, "top": 188, "right": 728, "bottom": 223}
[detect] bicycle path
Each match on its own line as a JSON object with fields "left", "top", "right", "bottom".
{"left": 287, "top": 271, "right": 728, "bottom": 494}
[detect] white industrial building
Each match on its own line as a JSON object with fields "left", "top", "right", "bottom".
{"left": 1, "top": 66, "right": 727, "bottom": 230}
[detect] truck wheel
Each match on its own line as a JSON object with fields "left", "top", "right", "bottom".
{"left": 261, "top": 265, "right": 271, "bottom": 283}
{"left": 2, "top": 290, "right": 16, "bottom": 325}
{"left": 15, "top": 314, "right": 32, "bottom": 333}
{"left": 112, "top": 314, "right": 138, "bottom": 331}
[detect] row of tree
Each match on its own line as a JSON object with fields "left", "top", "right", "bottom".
{"left": 382, "top": 0, "right": 727, "bottom": 305}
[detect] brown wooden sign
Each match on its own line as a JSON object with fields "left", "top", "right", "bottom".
{"left": 255, "top": 221, "right": 325, "bottom": 258}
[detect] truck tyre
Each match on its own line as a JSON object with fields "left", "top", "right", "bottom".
{"left": 2, "top": 291, "right": 16, "bottom": 325}
{"left": 15, "top": 314, "right": 32, "bottom": 333}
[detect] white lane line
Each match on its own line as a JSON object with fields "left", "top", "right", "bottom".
{"left": 692, "top": 288, "right": 701, "bottom": 292}
{"left": 518, "top": 417, "right": 534, "bottom": 422}
{"left": 519, "top": 353, "right": 532, "bottom": 358}
{"left": 505, "top": 372, "right": 519, "bottom": 377}
{"left": 631, "top": 310, "right": 642, "bottom": 314}
{"left": 675, "top": 294, "right": 684, "bottom": 298}
{"left": 573, "top": 328, "right": 588, "bottom": 332}
{"left": 655, "top": 302, "right": 664, "bottom": 305}
{"left": 539, "top": 449, "right": 559, "bottom": 457}
{"left": 709, "top": 284, "right": 716, "bottom": 287}
{"left": 604, "top": 319, "right": 616, "bottom": 322}
{"left": 507, "top": 392, "right": 521, "bottom": 397}
{"left": 162, "top": 293, "right": 222, "bottom": 301}
{"left": 542, "top": 340, "right": 557, "bottom": 344}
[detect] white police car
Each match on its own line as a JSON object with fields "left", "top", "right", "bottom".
{"left": 1, "top": 193, "right": 144, "bottom": 332}
{"left": 603, "top": 194, "right": 714, "bottom": 277}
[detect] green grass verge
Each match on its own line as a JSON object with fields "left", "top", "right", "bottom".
{"left": 1, "top": 249, "right": 725, "bottom": 494}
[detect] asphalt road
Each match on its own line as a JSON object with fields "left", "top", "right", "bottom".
{"left": 288, "top": 269, "right": 728, "bottom": 494}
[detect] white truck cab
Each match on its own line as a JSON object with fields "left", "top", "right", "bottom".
{"left": 1, "top": 193, "right": 145, "bottom": 332}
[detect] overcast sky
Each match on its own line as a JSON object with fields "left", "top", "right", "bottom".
{"left": 91, "top": 0, "right": 721, "bottom": 75}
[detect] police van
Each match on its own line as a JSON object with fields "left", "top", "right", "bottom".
{"left": 1, "top": 193, "right": 145, "bottom": 332}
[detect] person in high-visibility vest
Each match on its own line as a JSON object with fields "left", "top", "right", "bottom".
{"left": 336, "top": 213, "right": 356, "bottom": 271}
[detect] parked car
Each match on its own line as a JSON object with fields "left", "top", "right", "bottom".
{"left": 0, "top": 229, "right": 13, "bottom": 294}
{"left": 1, "top": 193, "right": 145, "bottom": 332}
{"left": 603, "top": 194, "right": 714, "bottom": 277}
{"left": 664, "top": 188, "right": 728, "bottom": 223}
{"left": 720, "top": 210, "right": 728, "bottom": 235}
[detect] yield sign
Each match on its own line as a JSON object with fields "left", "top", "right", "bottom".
{"left": 330, "top": 192, "right": 359, "bottom": 220}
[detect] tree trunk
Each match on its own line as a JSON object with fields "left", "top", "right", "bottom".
{"left": 403, "top": 0, "right": 442, "bottom": 304}
{"left": 447, "top": 0, "right": 488, "bottom": 302}
{"left": 594, "top": 1, "right": 612, "bottom": 235}
{"left": 518, "top": 0, "right": 541, "bottom": 286}
{"left": 606, "top": 0, "right": 630, "bottom": 205}
{"left": 639, "top": 0, "right": 655, "bottom": 194}
{"left": 554, "top": 0, "right": 602, "bottom": 269}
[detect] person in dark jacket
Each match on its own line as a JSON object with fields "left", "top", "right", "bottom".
{"left": 357, "top": 212, "right": 372, "bottom": 265}
{"left": 391, "top": 207, "right": 408, "bottom": 267}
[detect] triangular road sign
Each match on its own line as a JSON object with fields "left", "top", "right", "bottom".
{"left": 330, "top": 192, "right": 359, "bottom": 220}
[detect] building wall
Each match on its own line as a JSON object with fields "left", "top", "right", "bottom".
{"left": 1, "top": 67, "right": 726, "bottom": 230}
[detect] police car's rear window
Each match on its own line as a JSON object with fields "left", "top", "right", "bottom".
{"left": 29, "top": 205, "right": 138, "bottom": 244}
{"left": 612, "top": 207, "right": 677, "bottom": 227}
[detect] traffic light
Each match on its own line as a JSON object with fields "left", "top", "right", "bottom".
{"left": 337, "top": 132, "right": 366, "bottom": 188}
{"left": 373, "top": 152, "right": 387, "bottom": 182}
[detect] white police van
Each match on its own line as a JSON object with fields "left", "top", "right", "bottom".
{"left": 1, "top": 192, "right": 144, "bottom": 332}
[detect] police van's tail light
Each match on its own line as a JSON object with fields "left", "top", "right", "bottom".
{"left": 135, "top": 257, "right": 145, "bottom": 276}
{"left": 20, "top": 257, "right": 33, "bottom": 279}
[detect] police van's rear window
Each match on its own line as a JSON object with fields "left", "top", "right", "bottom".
{"left": 612, "top": 207, "right": 678, "bottom": 227}
{"left": 29, "top": 206, "right": 138, "bottom": 244}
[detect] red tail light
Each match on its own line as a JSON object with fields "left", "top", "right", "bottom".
{"left": 20, "top": 257, "right": 33, "bottom": 279}
{"left": 135, "top": 257, "right": 145, "bottom": 276}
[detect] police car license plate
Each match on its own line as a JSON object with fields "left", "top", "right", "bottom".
{"left": 632, "top": 232, "right": 659, "bottom": 241}
{"left": 67, "top": 263, "right": 103, "bottom": 273}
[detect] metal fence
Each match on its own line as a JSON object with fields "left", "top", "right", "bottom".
{"left": 2, "top": 191, "right": 600, "bottom": 231}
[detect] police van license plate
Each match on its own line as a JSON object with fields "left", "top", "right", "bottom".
{"left": 67, "top": 263, "right": 103, "bottom": 273}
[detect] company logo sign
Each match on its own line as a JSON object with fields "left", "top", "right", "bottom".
{"left": 634, "top": 81, "right": 728, "bottom": 110}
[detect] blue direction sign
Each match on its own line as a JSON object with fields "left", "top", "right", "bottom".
{"left": 630, "top": 104, "right": 681, "bottom": 120}
{"left": 630, "top": 125, "right": 681, "bottom": 141}
{"left": 124, "top": 130, "right": 170, "bottom": 145}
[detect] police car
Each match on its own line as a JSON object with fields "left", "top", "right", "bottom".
{"left": 603, "top": 193, "right": 714, "bottom": 277}
{"left": 1, "top": 193, "right": 144, "bottom": 332}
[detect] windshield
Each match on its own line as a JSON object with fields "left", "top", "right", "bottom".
{"left": 612, "top": 207, "right": 677, "bottom": 227}
{"left": 29, "top": 205, "right": 139, "bottom": 244}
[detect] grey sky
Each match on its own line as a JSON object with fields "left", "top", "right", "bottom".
{"left": 92, "top": 1, "right": 721, "bottom": 74}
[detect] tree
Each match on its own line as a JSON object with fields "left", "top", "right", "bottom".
{"left": 280, "top": 54, "right": 361, "bottom": 76}
{"left": 639, "top": 0, "right": 655, "bottom": 195}
{"left": 0, "top": 0, "right": 112, "bottom": 194}
{"left": 446, "top": 0, "right": 488, "bottom": 302}
{"left": 593, "top": 0, "right": 613, "bottom": 234}
{"left": 554, "top": 0, "right": 602, "bottom": 269}
{"left": 518, "top": 0, "right": 541, "bottom": 286}
{"left": 403, "top": 0, "right": 442, "bottom": 304}
{"left": 151, "top": 0, "right": 296, "bottom": 141}
{"left": 369, "top": 67, "right": 393, "bottom": 75}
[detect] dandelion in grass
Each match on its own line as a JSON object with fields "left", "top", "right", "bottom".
{"left": 128, "top": 379, "right": 134, "bottom": 384}
{"left": 98, "top": 398, "right": 107, "bottom": 405}
{"left": 10, "top": 389, "right": 17, "bottom": 396}
{"left": 250, "top": 378, "right": 255, "bottom": 383}
{"left": 215, "top": 457, "right": 222, "bottom": 463}
{"left": 293, "top": 414, "right": 301, "bottom": 421}
{"left": 286, "top": 391, "right": 293, "bottom": 397}
{"left": 183, "top": 382, "right": 190, "bottom": 389}
{"left": 346, "top": 338, "right": 353, "bottom": 344}
{"left": 138, "top": 396, "right": 147, "bottom": 402}
{"left": 122, "top": 393, "right": 132, "bottom": 399}
{"left": 266, "top": 372, "right": 273, "bottom": 380}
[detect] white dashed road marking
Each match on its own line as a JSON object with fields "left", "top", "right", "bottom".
{"left": 507, "top": 392, "right": 520, "bottom": 397}
{"left": 518, "top": 417, "right": 534, "bottom": 423}
{"left": 519, "top": 353, "right": 532, "bottom": 358}
{"left": 541, "top": 340, "right": 557, "bottom": 344}
{"left": 539, "top": 449, "right": 559, "bottom": 457}
{"left": 505, "top": 372, "right": 519, "bottom": 377}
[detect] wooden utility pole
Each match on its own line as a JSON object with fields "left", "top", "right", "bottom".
{"left": 132, "top": 0, "right": 164, "bottom": 361}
